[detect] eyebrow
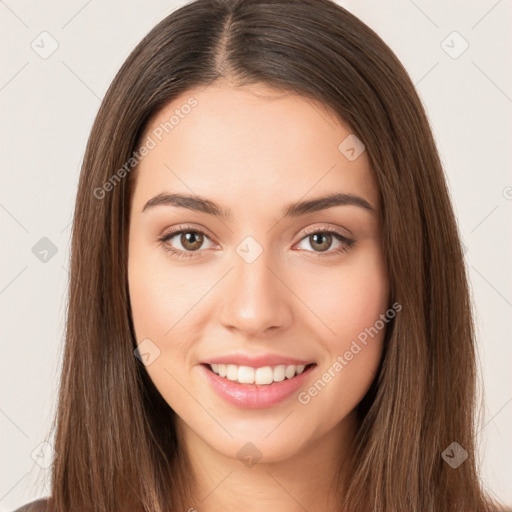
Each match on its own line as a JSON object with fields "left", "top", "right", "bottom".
{"left": 141, "top": 191, "right": 376, "bottom": 219}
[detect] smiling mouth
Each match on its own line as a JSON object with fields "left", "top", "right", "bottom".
{"left": 203, "top": 362, "right": 317, "bottom": 386}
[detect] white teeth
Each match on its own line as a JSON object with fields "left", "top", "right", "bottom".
{"left": 273, "top": 365, "right": 286, "bottom": 382}
{"left": 238, "top": 366, "right": 255, "bottom": 384}
{"left": 209, "top": 362, "right": 310, "bottom": 384}
{"left": 285, "top": 365, "right": 296, "bottom": 379}
{"left": 255, "top": 366, "right": 273, "bottom": 385}
{"left": 226, "top": 364, "right": 238, "bottom": 381}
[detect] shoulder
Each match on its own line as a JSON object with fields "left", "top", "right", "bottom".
{"left": 11, "top": 498, "right": 49, "bottom": 512}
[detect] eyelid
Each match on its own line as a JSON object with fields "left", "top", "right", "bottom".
{"left": 298, "top": 223, "right": 352, "bottom": 239}
{"left": 159, "top": 224, "right": 217, "bottom": 244}
{"left": 292, "top": 224, "right": 355, "bottom": 257}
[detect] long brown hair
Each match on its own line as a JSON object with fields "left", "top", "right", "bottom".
{"left": 46, "top": 0, "right": 505, "bottom": 510}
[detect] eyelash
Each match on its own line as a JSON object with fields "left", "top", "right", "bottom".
{"left": 157, "top": 225, "right": 356, "bottom": 260}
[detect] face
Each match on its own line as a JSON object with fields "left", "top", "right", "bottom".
{"left": 128, "top": 81, "right": 389, "bottom": 464}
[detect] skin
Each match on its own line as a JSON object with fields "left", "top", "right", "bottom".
{"left": 128, "top": 80, "right": 389, "bottom": 512}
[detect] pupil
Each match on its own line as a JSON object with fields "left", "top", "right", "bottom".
{"left": 182, "top": 231, "right": 203, "bottom": 250}
{"left": 311, "top": 233, "right": 331, "bottom": 252}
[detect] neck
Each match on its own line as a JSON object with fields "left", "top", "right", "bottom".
{"left": 176, "top": 411, "right": 358, "bottom": 512}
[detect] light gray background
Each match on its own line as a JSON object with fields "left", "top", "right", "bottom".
{"left": 1, "top": 1, "right": 511, "bottom": 510}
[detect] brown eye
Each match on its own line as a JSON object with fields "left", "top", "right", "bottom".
{"left": 295, "top": 228, "right": 355, "bottom": 257}
{"left": 179, "top": 231, "right": 204, "bottom": 251}
{"left": 308, "top": 232, "right": 333, "bottom": 252}
{"left": 158, "top": 227, "right": 215, "bottom": 259}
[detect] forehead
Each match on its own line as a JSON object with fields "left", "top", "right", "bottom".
{"left": 132, "top": 82, "right": 378, "bottom": 215}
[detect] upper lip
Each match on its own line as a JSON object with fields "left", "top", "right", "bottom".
{"left": 202, "top": 353, "right": 315, "bottom": 368}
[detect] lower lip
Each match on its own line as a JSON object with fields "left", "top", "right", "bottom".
{"left": 199, "top": 364, "right": 316, "bottom": 409}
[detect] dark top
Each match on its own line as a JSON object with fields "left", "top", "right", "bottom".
{"left": 12, "top": 498, "right": 48, "bottom": 512}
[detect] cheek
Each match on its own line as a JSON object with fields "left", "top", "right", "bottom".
{"left": 128, "top": 238, "right": 199, "bottom": 342}
{"left": 293, "top": 244, "right": 389, "bottom": 348}
{"left": 128, "top": 242, "right": 218, "bottom": 380}
{"left": 292, "top": 245, "right": 388, "bottom": 409}
{"left": 128, "top": 247, "right": 199, "bottom": 405}
{"left": 279, "top": 249, "right": 389, "bottom": 449}
{"left": 128, "top": 262, "right": 170, "bottom": 342}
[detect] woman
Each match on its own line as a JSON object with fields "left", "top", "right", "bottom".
{"left": 14, "top": 0, "right": 508, "bottom": 510}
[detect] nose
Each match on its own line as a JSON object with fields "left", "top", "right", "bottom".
{"left": 217, "top": 246, "right": 293, "bottom": 338}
